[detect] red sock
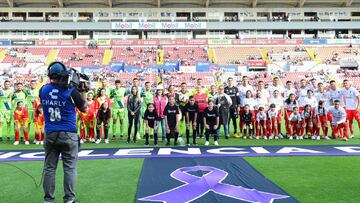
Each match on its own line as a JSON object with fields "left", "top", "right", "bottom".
{"left": 41, "top": 132, "right": 45, "bottom": 141}
{"left": 15, "top": 130, "right": 20, "bottom": 141}
{"left": 24, "top": 130, "right": 29, "bottom": 141}
{"left": 89, "top": 128, "right": 94, "bottom": 139}
{"left": 323, "top": 126, "right": 328, "bottom": 137}
{"left": 349, "top": 121, "right": 354, "bottom": 135}
{"left": 35, "top": 132, "right": 40, "bottom": 141}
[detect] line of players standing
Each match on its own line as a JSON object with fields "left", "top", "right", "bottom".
{"left": 3, "top": 75, "right": 359, "bottom": 146}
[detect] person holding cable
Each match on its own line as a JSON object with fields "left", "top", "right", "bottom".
{"left": 40, "top": 62, "right": 88, "bottom": 203}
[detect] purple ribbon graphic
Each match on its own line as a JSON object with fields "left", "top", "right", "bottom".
{"left": 139, "top": 166, "right": 289, "bottom": 203}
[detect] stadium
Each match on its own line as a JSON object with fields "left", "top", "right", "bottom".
{"left": 1, "top": 0, "right": 360, "bottom": 203}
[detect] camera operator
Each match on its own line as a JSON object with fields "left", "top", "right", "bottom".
{"left": 40, "top": 62, "right": 88, "bottom": 203}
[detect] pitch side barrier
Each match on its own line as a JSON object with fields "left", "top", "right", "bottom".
{"left": 1, "top": 145, "right": 360, "bottom": 162}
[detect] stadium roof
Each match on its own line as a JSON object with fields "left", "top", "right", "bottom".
{"left": 0, "top": 0, "right": 358, "bottom": 8}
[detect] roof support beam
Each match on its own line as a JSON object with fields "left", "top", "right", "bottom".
{"left": 58, "top": 0, "right": 64, "bottom": 7}
{"left": 346, "top": 0, "right": 353, "bottom": 7}
{"left": 252, "top": 0, "right": 257, "bottom": 7}
{"left": 108, "top": 0, "right": 112, "bottom": 7}
{"left": 298, "top": 0, "right": 305, "bottom": 7}
{"left": 158, "top": 0, "right": 161, "bottom": 8}
{"left": 6, "top": 0, "right": 13, "bottom": 7}
{"left": 205, "top": 0, "right": 210, "bottom": 7}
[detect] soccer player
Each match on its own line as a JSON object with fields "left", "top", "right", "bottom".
{"left": 257, "top": 81, "right": 270, "bottom": 100}
{"left": 296, "top": 79, "right": 308, "bottom": 112}
{"left": 203, "top": 100, "right": 219, "bottom": 146}
{"left": 178, "top": 82, "right": 191, "bottom": 137}
{"left": 95, "top": 88, "right": 111, "bottom": 111}
{"left": 328, "top": 100, "right": 348, "bottom": 141}
{"left": 256, "top": 106, "right": 267, "bottom": 139}
{"left": 25, "top": 80, "right": 39, "bottom": 141}
{"left": 12, "top": 82, "right": 26, "bottom": 107}
{"left": 0, "top": 81, "right": 12, "bottom": 142}
{"left": 225, "top": 77, "right": 241, "bottom": 138}
{"left": 241, "top": 105, "right": 253, "bottom": 139}
{"left": 284, "top": 81, "right": 296, "bottom": 99}
{"left": 78, "top": 92, "right": 96, "bottom": 143}
{"left": 268, "top": 104, "right": 279, "bottom": 139}
{"left": 241, "top": 90, "right": 256, "bottom": 133}
{"left": 288, "top": 106, "right": 302, "bottom": 140}
{"left": 207, "top": 85, "right": 217, "bottom": 102}
{"left": 304, "top": 90, "right": 318, "bottom": 109}
{"left": 328, "top": 80, "right": 343, "bottom": 106}
{"left": 254, "top": 90, "right": 268, "bottom": 134}
{"left": 314, "top": 82, "right": 330, "bottom": 108}
{"left": 127, "top": 86, "right": 142, "bottom": 144}
{"left": 110, "top": 80, "right": 126, "bottom": 140}
{"left": 269, "top": 90, "right": 284, "bottom": 137}
{"left": 213, "top": 85, "right": 232, "bottom": 139}
{"left": 341, "top": 79, "right": 360, "bottom": 138}
{"left": 13, "top": 101, "right": 29, "bottom": 145}
{"left": 301, "top": 104, "right": 315, "bottom": 139}
{"left": 314, "top": 100, "right": 330, "bottom": 140}
{"left": 143, "top": 103, "right": 158, "bottom": 146}
{"left": 307, "top": 78, "right": 318, "bottom": 92}
{"left": 194, "top": 85, "right": 208, "bottom": 138}
{"left": 98, "top": 78, "right": 111, "bottom": 96}
{"left": 95, "top": 102, "right": 112, "bottom": 144}
{"left": 268, "top": 77, "right": 284, "bottom": 98}
{"left": 34, "top": 104, "right": 45, "bottom": 145}
{"left": 284, "top": 94, "right": 299, "bottom": 139}
{"left": 185, "top": 96, "right": 199, "bottom": 146}
{"left": 164, "top": 96, "right": 180, "bottom": 146}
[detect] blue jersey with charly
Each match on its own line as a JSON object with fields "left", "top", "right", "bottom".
{"left": 40, "top": 83, "right": 77, "bottom": 133}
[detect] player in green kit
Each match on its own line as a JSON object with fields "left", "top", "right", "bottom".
{"left": 11, "top": 82, "right": 27, "bottom": 142}
{"left": 25, "top": 80, "right": 39, "bottom": 142}
{"left": 141, "top": 82, "right": 154, "bottom": 134}
{"left": 178, "top": 82, "right": 191, "bottom": 137}
{"left": 191, "top": 78, "right": 209, "bottom": 95}
{"left": 208, "top": 85, "right": 217, "bottom": 102}
{"left": 0, "top": 80, "right": 13, "bottom": 142}
{"left": 110, "top": 80, "right": 126, "bottom": 140}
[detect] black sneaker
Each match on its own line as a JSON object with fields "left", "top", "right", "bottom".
{"left": 165, "top": 142, "right": 170, "bottom": 146}
{"left": 127, "top": 139, "right": 131, "bottom": 144}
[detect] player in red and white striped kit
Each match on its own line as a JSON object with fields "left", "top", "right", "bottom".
{"left": 341, "top": 79, "right": 360, "bottom": 139}
{"left": 328, "top": 100, "right": 348, "bottom": 141}
{"left": 269, "top": 90, "right": 283, "bottom": 138}
{"left": 284, "top": 93, "right": 298, "bottom": 136}
{"left": 267, "top": 104, "right": 279, "bottom": 139}
{"left": 314, "top": 101, "right": 330, "bottom": 140}
{"left": 301, "top": 104, "right": 315, "bottom": 139}
{"left": 288, "top": 106, "right": 302, "bottom": 140}
{"left": 256, "top": 106, "right": 267, "bottom": 139}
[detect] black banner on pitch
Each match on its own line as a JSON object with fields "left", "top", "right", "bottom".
{"left": 136, "top": 157, "right": 298, "bottom": 203}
